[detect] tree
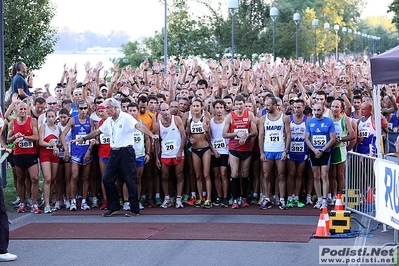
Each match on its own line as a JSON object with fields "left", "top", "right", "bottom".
{"left": 4, "top": 0, "right": 58, "bottom": 87}
{"left": 145, "top": 0, "right": 217, "bottom": 60}
{"left": 113, "top": 41, "right": 151, "bottom": 70}
{"left": 388, "top": 0, "right": 399, "bottom": 31}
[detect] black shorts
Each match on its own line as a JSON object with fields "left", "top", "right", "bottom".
{"left": 13, "top": 154, "right": 38, "bottom": 169}
{"left": 251, "top": 152, "right": 260, "bottom": 163}
{"left": 211, "top": 154, "right": 229, "bottom": 168}
{"left": 7, "top": 151, "right": 15, "bottom": 167}
{"left": 309, "top": 150, "right": 331, "bottom": 167}
{"left": 229, "top": 150, "right": 252, "bottom": 160}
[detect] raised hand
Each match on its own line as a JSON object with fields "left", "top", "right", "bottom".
{"left": 84, "top": 62, "right": 91, "bottom": 73}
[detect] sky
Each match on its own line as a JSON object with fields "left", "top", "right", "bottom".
{"left": 51, "top": 0, "right": 393, "bottom": 40}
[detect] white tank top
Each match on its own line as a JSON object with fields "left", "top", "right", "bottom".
{"left": 43, "top": 123, "right": 60, "bottom": 149}
{"left": 160, "top": 115, "right": 184, "bottom": 158}
{"left": 210, "top": 117, "right": 229, "bottom": 155}
{"left": 133, "top": 121, "right": 145, "bottom": 157}
{"left": 264, "top": 113, "right": 285, "bottom": 152}
{"left": 58, "top": 122, "right": 71, "bottom": 158}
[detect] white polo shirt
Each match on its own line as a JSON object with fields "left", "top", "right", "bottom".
{"left": 99, "top": 110, "right": 138, "bottom": 149}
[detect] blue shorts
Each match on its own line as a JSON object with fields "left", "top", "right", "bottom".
{"left": 99, "top": 156, "right": 109, "bottom": 164}
{"left": 263, "top": 151, "right": 283, "bottom": 160}
{"left": 287, "top": 153, "right": 308, "bottom": 163}
{"left": 136, "top": 156, "right": 145, "bottom": 168}
{"left": 71, "top": 153, "right": 92, "bottom": 166}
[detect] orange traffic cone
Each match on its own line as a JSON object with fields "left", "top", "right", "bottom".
{"left": 366, "top": 187, "right": 374, "bottom": 204}
{"left": 334, "top": 194, "right": 344, "bottom": 210}
{"left": 314, "top": 213, "right": 329, "bottom": 238}
{"left": 322, "top": 207, "right": 330, "bottom": 231}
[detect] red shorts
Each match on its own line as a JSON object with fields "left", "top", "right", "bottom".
{"left": 39, "top": 149, "right": 59, "bottom": 163}
{"left": 161, "top": 157, "right": 185, "bottom": 166}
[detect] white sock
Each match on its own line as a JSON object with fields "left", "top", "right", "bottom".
{"left": 164, "top": 195, "right": 170, "bottom": 200}
{"left": 191, "top": 192, "right": 196, "bottom": 198}
{"left": 155, "top": 193, "right": 160, "bottom": 199}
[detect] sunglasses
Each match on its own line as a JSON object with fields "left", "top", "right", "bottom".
{"left": 47, "top": 102, "right": 57, "bottom": 105}
{"left": 95, "top": 101, "right": 103, "bottom": 104}
{"left": 79, "top": 107, "right": 88, "bottom": 110}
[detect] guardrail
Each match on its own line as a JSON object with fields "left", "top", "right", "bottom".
{"left": 344, "top": 151, "right": 376, "bottom": 219}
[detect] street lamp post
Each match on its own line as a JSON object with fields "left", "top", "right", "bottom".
{"left": 270, "top": 7, "right": 279, "bottom": 62}
{"left": 324, "top": 22, "right": 330, "bottom": 58}
{"left": 334, "top": 24, "right": 339, "bottom": 60}
{"left": 347, "top": 28, "right": 352, "bottom": 56}
{"left": 342, "top": 27, "right": 347, "bottom": 57}
{"left": 312, "top": 19, "right": 318, "bottom": 64}
{"left": 293, "top": 13, "right": 301, "bottom": 60}
{"left": 164, "top": 0, "right": 168, "bottom": 73}
{"left": 228, "top": 0, "right": 238, "bottom": 64}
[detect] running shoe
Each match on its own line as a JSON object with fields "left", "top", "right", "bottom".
{"left": 91, "top": 197, "right": 98, "bottom": 208}
{"left": 81, "top": 200, "right": 90, "bottom": 210}
{"left": 321, "top": 198, "right": 328, "bottom": 209}
{"left": 187, "top": 197, "right": 197, "bottom": 206}
{"left": 65, "top": 199, "right": 71, "bottom": 210}
{"left": 293, "top": 198, "right": 305, "bottom": 208}
{"left": 119, "top": 198, "right": 124, "bottom": 207}
{"left": 123, "top": 202, "right": 130, "bottom": 211}
{"left": 12, "top": 197, "right": 20, "bottom": 206}
{"left": 139, "top": 202, "right": 145, "bottom": 210}
{"left": 44, "top": 205, "right": 52, "bottom": 214}
{"left": 26, "top": 198, "right": 33, "bottom": 207}
{"left": 54, "top": 201, "right": 61, "bottom": 210}
{"left": 221, "top": 198, "right": 229, "bottom": 208}
{"left": 70, "top": 199, "right": 77, "bottom": 211}
{"left": 306, "top": 194, "right": 313, "bottom": 205}
{"left": 139, "top": 198, "right": 147, "bottom": 206}
{"left": 228, "top": 196, "right": 234, "bottom": 206}
{"left": 231, "top": 199, "right": 239, "bottom": 209}
{"left": 155, "top": 197, "right": 163, "bottom": 206}
{"left": 182, "top": 194, "right": 190, "bottom": 204}
{"left": 237, "top": 197, "right": 242, "bottom": 207}
{"left": 251, "top": 197, "right": 258, "bottom": 205}
{"left": 175, "top": 198, "right": 184, "bottom": 209}
{"left": 241, "top": 198, "right": 249, "bottom": 207}
{"left": 32, "top": 204, "right": 42, "bottom": 214}
{"left": 279, "top": 199, "right": 288, "bottom": 210}
{"left": 260, "top": 199, "right": 272, "bottom": 210}
{"left": 103, "top": 209, "right": 119, "bottom": 217}
{"left": 286, "top": 199, "right": 294, "bottom": 208}
{"left": 77, "top": 196, "right": 83, "bottom": 207}
{"left": 17, "top": 203, "right": 25, "bottom": 213}
{"left": 194, "top": 199, "right": 203, "bottom": 208}
{"left": 201, "top": 196, "right": 206, "bottom": 202}
{"left": 100, "top": 200, "right": 107, "bottom": 210}
{"left": 213, "top": 197, "right": 222, "bottom": 207}
{"left": 160, "top": 198, "right": 171, "bottom": 209}
{"left": 272, "top": 195, "right": 280, "bottom": 206}
{"left": 314, "top": 198, "right": 322, "bottom": 209}
{"left": 257, "top": 197, "right": 263, "bottom": 206}
{"left": 203, "top": 200, "right": 212, "bottom": 209}
{"left": 147, "top": 198, "right": 156, "bottom": 208}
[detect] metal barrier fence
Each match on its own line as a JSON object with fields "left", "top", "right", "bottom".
{"left": 345, "top": 151, "right": 377, "bottom": 220}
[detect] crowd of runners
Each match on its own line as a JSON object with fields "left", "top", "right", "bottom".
{"left": 3, "top": 54, "right": 391, "bottom": 214}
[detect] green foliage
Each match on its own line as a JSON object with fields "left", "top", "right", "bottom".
{"left": 145, "top": 0, "right": 217, "bottom": 60}
{"left": 113, "top": 41, "right": 151, "bottom": 69}
{"left": 388, "top": 0, "right": 399, "bottom": 32}
{"left": 4, "top": 0, "right": 58, "bottom": 87}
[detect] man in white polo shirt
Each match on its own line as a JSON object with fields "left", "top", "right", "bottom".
{"left": 76, "top": 98, "right": 158, "bottom": 216}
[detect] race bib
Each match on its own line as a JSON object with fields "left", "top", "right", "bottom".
{"left": 213, "top": 138, "right": 226, "bottom": 149}
{"left": 234, "top": 128, "right": 248, "bottom": 140}
{"left": 312, "top": 135, "right": 327, "bottom": 146}
{"left": 76, "top": 134, "right": 89, "bottom": 146}
{"left": 99, "top": 133, "right": 110, "bottom": 144}
{"left": 359, "top": 129, "right": 369, "bottom": 138}
{"left": 133, "top": 131, "right": 142, "bottom": 143}
{"left": 162, "top": 140, "right": 176, "bottom": 152}
{"left": 19, "top": 140, "right": 33, "bottom": 148}
{"left": 290, "top": 141, "right": 304, "bottom": 152}
{"left": 58, "top": 146, "right": 65, "bottom": 158}
{"left": 388, "top": 123, "right": 393, "bottom": 131}
{"left": 46, "top": 139, "right": 57, "bottom": 150}
{"left": 191, "top": 122, "right": 204, "bottom": 134}
{"left": 268, "top": 132, "right": 281, "bottom": 142}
